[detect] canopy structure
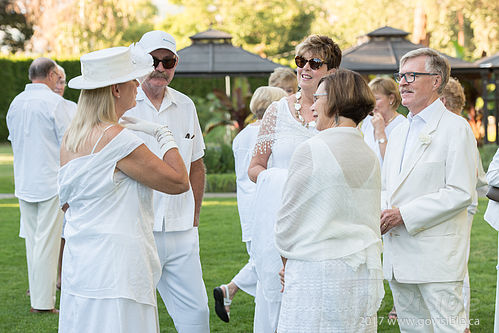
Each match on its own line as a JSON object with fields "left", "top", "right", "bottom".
{"left": 176, "top": 29, "right": 284, "bottom": 77}
{"left": 340, "top": 26, "right": 499, "bottom": 143}
{"left": 475, "top": 52, "right": 499, "bottom": 69}
{"left": 340, "top": 26, "right": 477, "bottom": 75}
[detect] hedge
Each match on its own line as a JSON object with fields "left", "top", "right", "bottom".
{"left": 205, "top": 173, "right": 236, "bottom": 193}
{"left": 0, "top": 57, "right": 268, "bottom": 142}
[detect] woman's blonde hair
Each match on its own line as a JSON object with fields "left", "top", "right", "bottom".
{"left": 295, "top": 35, "right": 342, "bottom": 70}
{"left": 250, "top": 86, "right": 287, "bottom": 119}
{"left": 368, "top": 77, "right": 402, "bottom": 110}
{"left": 320, "top": 69, "right": 375, "bottom": 125}
{"left": 441, "top": 77, "right": 465, "bottom": 114}
{"left": 268, "top": 68, "right": 297, "bottom": 93}
{"left": 63, "top": 86, "right": 117, "bottom": 152}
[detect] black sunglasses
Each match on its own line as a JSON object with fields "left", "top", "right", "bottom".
{"left": 152, "top": 56, "right": 177, "bottom": 69}
{"left": 295, "top": 56, "right": 325, "bottom": 70}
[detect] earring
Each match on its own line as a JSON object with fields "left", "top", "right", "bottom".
{"left": 389, "top": 102, "right": 393, "bottom": 105}
{"left": 117, "top": 95, "right": 120, "bottom": 98}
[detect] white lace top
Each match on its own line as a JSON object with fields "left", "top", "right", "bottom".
{"left": 253, "top": 97, "right": 318, "bottom": 167}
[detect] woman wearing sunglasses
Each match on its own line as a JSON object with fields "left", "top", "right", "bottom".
{"left": 245, "top": 35, "right": 341, "bottom": 332}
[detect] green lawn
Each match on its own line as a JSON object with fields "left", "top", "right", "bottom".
{"left": 0, "top": 143, "right": 14, "bottom": 193}
{"left": 0, "top": 142, "right": 497, "bottom": 331}
{"left": 0, "top": 197, "right": 497, "bottom": 332}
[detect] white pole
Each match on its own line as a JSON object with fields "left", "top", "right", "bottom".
{"left": 225, "top": 75, "right": 231, "bottom": 96}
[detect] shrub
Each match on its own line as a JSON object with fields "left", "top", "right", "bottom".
{"left": 205, "top": 173, "right": 236, "bottom": 192}
{"left": 0, "top": 55, "right": 269, "bottom": 142}
{"left": 204, "top": 143, "right": 235, "bottom": 174}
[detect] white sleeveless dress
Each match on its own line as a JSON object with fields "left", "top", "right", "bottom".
{"left": 249, "top": 97, "right": 317, "bottom": 332}
{"left": 58, "top": 128, "right": 161, "bottom": 333}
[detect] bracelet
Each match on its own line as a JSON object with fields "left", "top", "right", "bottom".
{"left": 155, "top": 126, "right": 179, "bottom": 155}
{"left": 376, "top": 138, "right": 387, "bottom": 144}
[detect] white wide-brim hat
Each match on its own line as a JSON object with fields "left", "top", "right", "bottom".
{"left": 68, "top": 44, "right": 153, "bottom": 90}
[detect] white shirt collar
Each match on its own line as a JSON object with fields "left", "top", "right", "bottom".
{"left": 407, "top": 98, "right": 441, "bottom": 125}
{"left": 136, "top": 85, "right": 178, "bottom": 112}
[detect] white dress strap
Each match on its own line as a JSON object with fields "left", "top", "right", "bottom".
{"left": 90, "top": 125, "right": 114, "bottom": 154}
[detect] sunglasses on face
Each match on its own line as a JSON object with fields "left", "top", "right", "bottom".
{"left": 152, "top": 56, "right": 177, "bottom": 69}
{"left": 295, "top": 56, "right": 325, "bottom": 70}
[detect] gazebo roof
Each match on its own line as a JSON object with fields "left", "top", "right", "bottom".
{"left": 176, "top": 29, "right": 284, "bottom": 77}
{"left": 340, "top": 26, "right": 477, "bottom": 74}
{"left": 475, "top": 52, "right": 499, "bottom": 68}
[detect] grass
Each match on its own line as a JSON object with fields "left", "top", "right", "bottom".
{"left": 0, "top": 197, "right": 497, "bottom": 332}
{"left": 0, "top": 142, "right": 497, "bottom": 331}
{"left": 0, "top": 143, "right": 14, "bottom": 193}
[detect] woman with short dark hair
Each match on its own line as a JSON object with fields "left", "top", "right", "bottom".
{"left": 276, "top": 69, "right": 384, "bottom": 332}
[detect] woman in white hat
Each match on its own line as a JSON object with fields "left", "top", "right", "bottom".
{"left": 58, "top": 45, "right": 189, "bottom": 332}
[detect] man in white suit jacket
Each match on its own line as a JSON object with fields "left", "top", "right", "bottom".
{"left": 381, "top": 48, "right": 477, "bottom": 332}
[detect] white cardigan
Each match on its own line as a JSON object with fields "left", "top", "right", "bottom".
{"left": 275, "top": 127, "right": 382, "bottom": 264}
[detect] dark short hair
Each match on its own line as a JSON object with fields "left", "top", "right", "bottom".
{"left": 296, "top": 35, "right": 342, "bottom": 70}
{"left": 28, "top": 57, "right": 56, "bottom": 81}
{"left": 320, "top": 69, "right": 375, "bottom": 125}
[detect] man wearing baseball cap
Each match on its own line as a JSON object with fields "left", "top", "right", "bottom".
{"left": 125, "top": 31, "right": 209, "bottom": 332}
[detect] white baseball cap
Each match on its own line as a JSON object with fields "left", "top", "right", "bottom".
{"left": 68, "top": 44, "right": 153, "bottom": 90}
{"left": 138, "top": 30, "right": 178, "bottom": 56}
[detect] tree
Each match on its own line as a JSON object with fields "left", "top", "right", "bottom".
{"left": 0, "top": 0, "right": 33, "bottom": 52}
{"left": 20, "top": 0, "right": 157, "bottom": 56}
{"left": 160, "top": 0, "right": 315, "bottom": 59}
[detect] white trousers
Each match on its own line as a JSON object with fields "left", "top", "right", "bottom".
{"left": 59, "top": 292, "right": 159, "bottom": 333}
{"left": 232, "top": 241, "right": 257, "bottom": 297}
{"left": 254, "top": 280, "right": 280, "bottom": 333}
{"left": 462, "top": 212, "right": 474, "bottom": 329}
{"left": 19, "top": 196, "right": 63, "bottom": 309}
{"left": 154, "top": 228, "right": 210, "bottom": 333}
{"left": 389, "top": 280, "right": 466, "bottom": 333}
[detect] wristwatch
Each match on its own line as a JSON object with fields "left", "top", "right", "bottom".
{"left": 376, "top": 138, "right": 387, "bottom": 144}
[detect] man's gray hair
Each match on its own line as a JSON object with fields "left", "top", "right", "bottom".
{"left": 28, "top": 57, "right": 56, "bottom": 81}
{"left": 400, "top": 48, "right": 450, "bottom": 94}
{"left": 56, "top": 64, "right": 66, "bottom": 78}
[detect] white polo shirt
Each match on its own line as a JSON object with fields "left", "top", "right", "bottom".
{"left": 7, "top": 83, "right": 73, "bottom": 202}
{"left": 125, "top": 86, "right": 205, "bottom": 232}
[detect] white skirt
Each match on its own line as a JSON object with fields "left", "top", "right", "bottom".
{"left": 278, "top": 259, "right": 378, "bottom": 333}
{"left": 58, "top": 292, "right": 159, "bottom": 333}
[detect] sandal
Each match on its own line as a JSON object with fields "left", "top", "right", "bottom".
{"left": 213, "top": 284, "right": 231, "bottom": 322}
{"left": 388, "top": 306, "right": 397, "bottom": 320}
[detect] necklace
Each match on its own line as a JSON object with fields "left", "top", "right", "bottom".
{"left": 294, "top": 91, "right": 309, "bottom": 128}
{"left": 385, "top": 112, "right": 398, "bottom": 126}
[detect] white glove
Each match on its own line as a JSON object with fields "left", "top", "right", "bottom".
{"left": 121, "top": 115, "right": 160, "bottom": 137}
{"left": 121, "top": 115, "right": 178, "bottom": 156}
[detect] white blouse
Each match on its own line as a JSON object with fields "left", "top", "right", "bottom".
{"left": 58, "top": 129, "right": 161, "bottom": 306}
{"left": 361, "top": 114, "right": 406, "bottom": 166}
{"left": 233, "top": 123, "right": 260, "bottom": 242}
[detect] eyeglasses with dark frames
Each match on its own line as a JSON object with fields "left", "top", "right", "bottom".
{"left": 152, "top": 56, "right": 178, "bottom": 69}
{"left": 393, "top": 72, "right": 439, "bottom": 83}
{"left": 295, "top": 56, "right": 325, "bottom": 70}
